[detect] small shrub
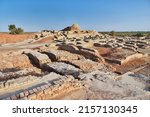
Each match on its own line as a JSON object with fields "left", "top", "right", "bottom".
{"left": 134, "top": 32, "right": 144, "bottom": 37}
{"left": 15, "top": 28, "right": 24, "bottom": 34}
{"left": 8, "top": 24, "right": 24, "bottom": 34}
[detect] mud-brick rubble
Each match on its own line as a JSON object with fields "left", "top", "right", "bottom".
{"left": 0, "top": 24, "right": 150, "bottom": 100}
{"left": 0, "top": 43, "right": 149, "bottom": 100}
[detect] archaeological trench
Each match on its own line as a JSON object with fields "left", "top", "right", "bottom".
{"left": 0, "top": 24, "right": 150, "bottom": 100}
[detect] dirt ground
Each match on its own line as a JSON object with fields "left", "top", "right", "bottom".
{"left": 95, "top": 47, "right": 150, "bottom": 75}
{"left": 115, "top": 58, "right": 148, "bottom": 73}
{"left": 96, "top": 47, "right": 125, "bottom": 58}
{"left": 33, "top": 36, "right": 54, "bottom": 43}
{"left": 0, "top": 33, "right": 35, "bottom": 44}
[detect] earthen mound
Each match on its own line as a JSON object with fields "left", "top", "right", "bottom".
{"left": 62, "top": 24, "right": 81, "bottom": 31}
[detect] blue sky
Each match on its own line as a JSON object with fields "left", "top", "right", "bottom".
{"left": 0, "top": 0, "right": 150, "bottom": 32}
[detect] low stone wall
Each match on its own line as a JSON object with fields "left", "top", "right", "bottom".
{"left": 28, "top": 79, "right": 81, "bottom": 100}
{"left": 104, "top": 53, "right": 148, "bottom": 65}
{"left": 1, "top": 75, "right": 82, "bottom": 100}
{"left": 104, "top": 57, "right": 122, "bottom": 65}
{"left": 0, "top": 75, "right": 38, "bottom": 90}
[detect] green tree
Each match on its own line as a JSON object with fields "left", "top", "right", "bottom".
{"left": 8, "top": 24, "right": 16, "bottom": 30}
{"left": 15, "top": 27, "right": 24, "bottom": 34}
{"left": 8, "top": 24, "right": 24, "bottom": 34}
{"left": 8, "top": 24, "right": 16, "bottom": 34}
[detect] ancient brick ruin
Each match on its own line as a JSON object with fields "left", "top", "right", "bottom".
{"left": 0, "top": 24, "right": 150, "bottom": 100}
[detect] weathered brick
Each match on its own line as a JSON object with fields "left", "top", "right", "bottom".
{"left": 44, "top": 84, "right": 49, "bottom": 89}
{"left": 47, "top": 83, "right": 52, "bottom": 87}
{"left": 66, "top": 76, "right": 74, "bottom": 82}
{"left": 36, "top": 90, "right": 43, "bottom": 96}
{"left": 33, "top": 88, "right": 38, "bottom": 93}
{"left": 11, "top": 95, "right": 18, "bottom": 100}
{"left": 36, "top": 86, "right": 42, "bottom": 91}
{"left": 40, "top": 85, "right": 46, "bottom": 90}
{"left": 19, "top": 92, "right": 25, "bottom": 98}
{"left": 60, "top": 77, "right": 68, "bottom": 83}
{"left": 28, "top": 89, "right": 34, "bottom": 95}
{"left": 52, "top": 83, "right": 59, "bottom": 89}
{"left": 24, "top": 90, "right": 29, "bottom": 97}
{"left": 44, "top": 88, "right": 51, "bottom": 94}
{"left": 36, "top": 91, "right": 44, "bottom": 99}
{"left": 49, "top": 85, "right": 54, "bottom": 90}
{"left": 28, "top": 93, "right": 37, "bottom": 100}
{"left": 16, "top": 93, "right": 20, "bottom": 98}
{"left": 56, "top": 80, "right": 63, "bottom": 86}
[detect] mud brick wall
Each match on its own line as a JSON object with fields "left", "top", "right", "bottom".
{"left": 2, "top": 76, "right": 82, "bottom": 100}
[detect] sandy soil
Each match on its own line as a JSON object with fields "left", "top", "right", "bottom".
{"left": 33, "top": 36, "right": 54, "bottom": 43}
{"left": 0, "top": 33, "right": 35, "bottom": 44}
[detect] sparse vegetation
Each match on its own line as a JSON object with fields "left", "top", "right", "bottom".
{"left": 8, "top": 24, "right": 16, "bottom": 34}
{"left": 8, "top": 24, "right": 24, "bottom": 34}
{"left": 100, "top": 31, "right": 150, "bottom": 37}
{"left": 146, "top": 33, "right": 150, "bottom": 38}
{"left": 133, "top": 32, "right": 144, "bottom": 37}
{"left": 15, "top": 27, "right": 24, "bottom": 34}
